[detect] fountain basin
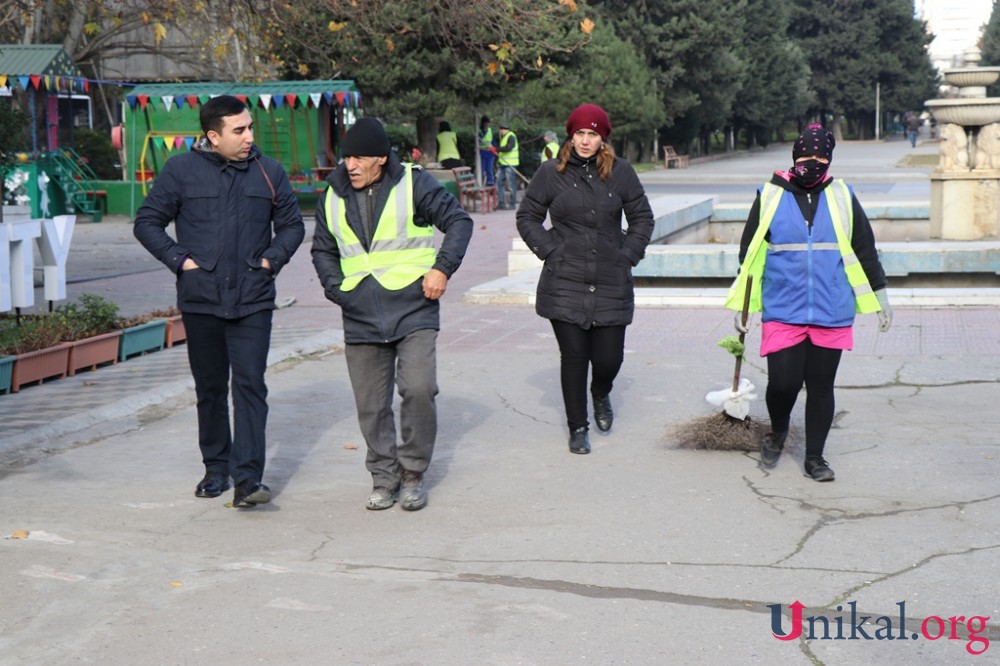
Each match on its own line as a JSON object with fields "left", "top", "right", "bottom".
{"left": 926, "top": 98, "right": 1000, "bottom": 126}
{"left": 943, "top": 67, "right": 1000, "bottom": 88}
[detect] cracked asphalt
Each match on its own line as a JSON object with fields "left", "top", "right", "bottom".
{"left": 2, "top": 137, "right": 998, "bottom": 665}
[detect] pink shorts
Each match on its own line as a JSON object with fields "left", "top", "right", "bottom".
{"left": 760, "top": 321, "right": 853, "bottom": 356}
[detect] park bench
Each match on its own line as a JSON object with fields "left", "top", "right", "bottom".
{"left": 452, "top": 166, "right": 497, "bottom": 213}
{"left": 663, "top": 145, "right": 689, "bottom": 169}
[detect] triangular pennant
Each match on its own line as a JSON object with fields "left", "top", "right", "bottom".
{"left": 126, "top": 95, "right": 137, "bottom": 108}
{"left": 334, "top": 91, "right": 346, "bottom": 106}
{"left": 272, "top": 95, "right": 285, "bottom": 109}
{"left": 30, "top": 75, "right": 42, "bottom": 89}
{"left": 259, "top": 94, "right": 272, "bottom": 109}
{"left": 285, "top": 93, "right": 298, "bottom": 108}
{"left": 323, "top": 92, "right": 333, "bottom": 106}
{"left": 137, "top": 95, "right": 149, "bottom": 109}
{"left": 0, "top": 76, "right": 7, "bottom": 88}
{"left": 163, "top": 135, "right": 175, "bottom": 150}
{"left": 174, "top": 137, "right": 186, "bottom": 149}
{"left": 161, "top": 96, "right": 174, "bottom": 112}
{"left": 184, "top": 137, "right": 194, "bottom": 149}
{"left": 187, "top": 95, "right": 199, "bottom": 108}
{"left": 175, "top": 96, "right": 186, "bottom": 110}
{"left": 83, "top": 79, "right": 89, "bottom": 93}
{"left": 199, "top": 95, "right": 211, "bottom": 104}
{"left": 235, "top": 94, "right": 248, "bottom": 105}
{"left": 18, "top": 76, "right": 30, "bottom": 91}
{"left": 309, "top": 93, "right": 322, "bottom": 108}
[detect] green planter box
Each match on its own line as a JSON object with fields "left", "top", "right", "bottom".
{"left": 119, "top": 320, "right": 167, "bottom": 361}
{"left": 0, "top": 355, "right": 14, "bottom": 395}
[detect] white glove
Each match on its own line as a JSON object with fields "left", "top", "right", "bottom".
{"left": 875, "top": 288, "right": 892, "bottom": 333}
{"left": 734, "top": 311, "right": 749, "bottom": 335}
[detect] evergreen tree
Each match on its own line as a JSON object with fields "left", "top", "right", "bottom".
{"left": 982, "top": 0, "right": 1000, "bottom": 97}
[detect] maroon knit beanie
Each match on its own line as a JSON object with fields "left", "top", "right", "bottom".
{"left": 793, "top": 123, "right": 835, "bottom": 161}
{"left": 566, "top": 104, "right": 611, "bottom": 141}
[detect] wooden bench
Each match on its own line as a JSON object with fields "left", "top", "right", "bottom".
{"left": 452, "top": 166, "right": 497, "bottom": 213}
{"left": 663, "top": 145, "right": 689, "bottom": 169}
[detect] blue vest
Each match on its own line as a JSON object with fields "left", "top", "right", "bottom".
{"left": 762, "top": 188, "right": 857, "bottom": 327}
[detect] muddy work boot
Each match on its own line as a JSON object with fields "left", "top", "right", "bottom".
{"left": 399, "top": 471, "right": 428, "bottom": 511}
{"left": 759, "top": 431, "right": 787, "bottom": 467}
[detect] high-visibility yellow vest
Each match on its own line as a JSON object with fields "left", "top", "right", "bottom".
{"left": 498, "top": 131, "right": 519, "bottom": 167}
{"left": 726, "top": 179, "right": 880, "bottom": 315}
{"left": 437, "top": 130, "right": 460, "bottom": 162}
{"left": 542, "top": 141, "right": 560, "bottom": 161}
{"left": 324, "top": 164, "right": 436, "bottom": 292}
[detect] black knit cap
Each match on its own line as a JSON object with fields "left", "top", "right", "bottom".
{"left": 342, "top": 117, "right": 390, "bottom": 157}
{"left": 793, "top": 123, "right": 835, "bottom": 161}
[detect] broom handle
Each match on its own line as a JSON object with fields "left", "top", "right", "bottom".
{"left": 732, "top": 275, "right": 753, "bottom": 392}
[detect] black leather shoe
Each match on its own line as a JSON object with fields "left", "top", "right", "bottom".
{"left": 569, "top": 427, "right": 591, "bottom": 454}
{"left": 759, "top": 431, "right": 787, "bottom": 467}
{"left": 593, "top": 394, "right": 614, "bottom": 433}
{"left": 233, "top": 480, "right": 272, "bottom": 507}
{"left": 195, "top": 472, "right": 231, "bottom": 498}
{"left": 804, "top": 457, "right": 835, "bottom": 482}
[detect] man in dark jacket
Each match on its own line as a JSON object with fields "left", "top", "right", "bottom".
{"left": 134, "top": 95, "right": 305, "bottom": 508}
{"left": 312, "top": 117, "right": 473, "bottom": 511}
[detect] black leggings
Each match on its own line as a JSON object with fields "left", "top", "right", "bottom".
{"left": 765, "top": 339, "right": 843, "bottom": 458}
{"left": 550, "top": 320, "right": 627, "bottom": 430}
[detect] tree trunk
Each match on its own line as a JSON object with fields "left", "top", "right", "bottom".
{"left": 416, "top": 116, "right": 437, "bottom": 162}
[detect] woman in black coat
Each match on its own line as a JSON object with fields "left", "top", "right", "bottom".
{"left": 516, "top": 104, "right": 654, "bottom": 454}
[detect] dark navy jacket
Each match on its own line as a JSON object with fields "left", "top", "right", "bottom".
{"left": 133, "top": 141, "right": 305, "bottom": 319}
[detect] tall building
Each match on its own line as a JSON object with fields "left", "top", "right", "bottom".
{"left": 917, "top": 0, "right": 994, "bottom": 71}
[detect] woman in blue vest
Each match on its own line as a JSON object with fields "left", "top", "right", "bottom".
{"left": 730, "top": 124, "right": 892, "bottom": 481}
{"left": 517, "top": 104, "right": 654, "bottom": 455}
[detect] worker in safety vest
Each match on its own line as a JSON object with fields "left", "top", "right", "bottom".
{"left": 727, "top": 124, "right": 891, "bottom": 482}
{"left": 312, "top": 117, "right": 473, "bottom": 511}
{"left": 478, "top": 115, "right": 496, "bottom": 186}
{"left": 541, "top": 130, "right": 561, "bottom": 162}
{"left": 436, "top": 120, "right": 462, "bottom": 169}
{"left": 496, "top": 122, "right": 520, "bottom": 209}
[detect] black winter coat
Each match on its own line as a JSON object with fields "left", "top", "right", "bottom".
{"left": 133, "top": 142, "right": 305, "bottom": 319}
{"left": 516, "top": 152, "right": 654, "bottom": 328}
{"left": 311, "top": 152, "right": 474, "bottom": 344}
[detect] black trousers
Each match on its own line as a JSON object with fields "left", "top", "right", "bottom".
{"left": 765, "top": 338, "right": 843, "bottom": 459}
{"left": 550, "top": 320, "right": 627, "bottom": 430}
{"left": 182, "top": 310, "right": 272, "bottom": 485}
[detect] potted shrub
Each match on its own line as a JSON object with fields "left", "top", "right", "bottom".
{"left": 116, "top": 311, "right": 167, "bottom": 361}
{"left": 148, "top": 306, "right": 185, "bottom": 348}
{"left": 60, "top": 294, "right": 123, "bottom": 376}
{"left": 0, "top": 313, "right": 72, "bottom": 392}
{"left": 0, "top": 354, "right": 14, "bottom": 395}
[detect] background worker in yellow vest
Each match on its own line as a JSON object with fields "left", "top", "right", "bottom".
{"left": 496, "top": 122, "right": 520, "bottom": 209}
{"left": 541, "top": 130, "right": 561, "bottom": 162}
{"left": 311, "top": 117, "right": 473, "bottom": 511}
{"left": 436, "top": 120, "right": 463, "bottom": 169}
{"left": 478, "top": 115, "right": 496, "bottom": 186}
{"left": 729, "top": 124, "right": 891, "bottom": 482}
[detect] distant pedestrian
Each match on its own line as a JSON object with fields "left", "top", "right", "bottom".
{"left": 516, "top": 104, "right": 654, "bottom": 454}
{"left": 496, "top": 122, "right": 519, "bottom": 209}
{"left": 906, "top": 112, "right": 922, "bottom": 148}
{"left": 312, "top": 117, "right": 473, "bottom": 511}
{"left": 133, "top": 95, "right": 305, "bottom": 508}
{"left": 436, "top": 120, "right": 463, "bottom": 170}
{"left": 729, "top": 123, "right": 891, "bottom": 482}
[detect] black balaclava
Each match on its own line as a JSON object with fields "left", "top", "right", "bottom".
{"left": 790, "top": 124, "right": 835, "bottom": 188}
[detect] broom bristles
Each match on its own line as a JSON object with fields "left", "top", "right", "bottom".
{"left": 672, "top": 411, "right": 769, "bottom": 451}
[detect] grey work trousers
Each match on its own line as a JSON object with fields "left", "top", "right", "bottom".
{"left": 344, "top": 328, "right": 439, "bottom": 491}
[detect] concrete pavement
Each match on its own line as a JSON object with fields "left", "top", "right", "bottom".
{"left": 2, "top": 136, "right": 999, "bottom": 665}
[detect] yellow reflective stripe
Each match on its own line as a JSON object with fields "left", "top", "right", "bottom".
{"left": 827, "top": 179, "right": 879, "bottom": 313}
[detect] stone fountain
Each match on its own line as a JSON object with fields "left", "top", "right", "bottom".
{"left": 925, "top": 48, "right": 1000, "bottom": 239}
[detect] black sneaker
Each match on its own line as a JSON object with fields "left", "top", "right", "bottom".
{"left": 804, "top": 456, "right": 835, "bottom": 482}
{"left": 233, "top": 480, "right": 271, "bottom": 507}
{"left": 759, "top": 431, "right": 787, "bottom": 467}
